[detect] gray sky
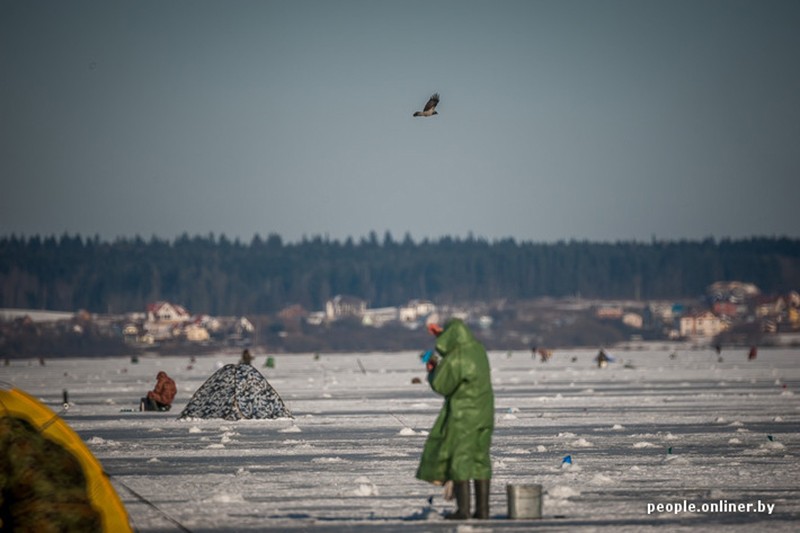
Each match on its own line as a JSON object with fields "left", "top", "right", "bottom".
{"left": 2, "top": 0, "right": 798, "bottom": 244}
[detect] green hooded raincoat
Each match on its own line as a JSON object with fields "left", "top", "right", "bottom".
{"left": 416, "top": 319, "right": 494, "bottom": 483}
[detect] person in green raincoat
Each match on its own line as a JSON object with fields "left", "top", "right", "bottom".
{"left": 416, "top": 318, "right": 494, "bottom": 519}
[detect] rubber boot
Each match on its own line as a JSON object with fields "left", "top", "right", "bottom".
{"left": 444, "top": 481, "right": 470, "bottom": 519}
{"left": 472, "top": 479, "right": 490, "bottom": 519}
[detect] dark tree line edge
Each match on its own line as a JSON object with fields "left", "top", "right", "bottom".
{"left": 2, "top": 233, "right": 800, "bottom": 316}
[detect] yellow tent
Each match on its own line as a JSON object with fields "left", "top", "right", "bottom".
{"left": 0, "top": 385, "right": 131, "bottom": 532}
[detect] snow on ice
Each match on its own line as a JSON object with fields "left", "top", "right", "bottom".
{"left": 3, "top": 347, "right": 800, "bottom": 531}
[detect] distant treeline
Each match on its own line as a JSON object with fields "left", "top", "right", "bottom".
{"left": 2, "top": 233, "right": 800, "bottom": 316}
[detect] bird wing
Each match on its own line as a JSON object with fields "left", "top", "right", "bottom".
{"left": 423, "top": 93, "right": 440, "bottom": 112}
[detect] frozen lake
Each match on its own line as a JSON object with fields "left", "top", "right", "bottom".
{"left": 4, "top": 346, "right": 799, "bottom": 532}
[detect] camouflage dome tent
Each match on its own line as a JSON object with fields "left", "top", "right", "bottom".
{"left": 0, "top": 383, "right": 131, "bottom": 532}
{"left": 180, "top": 364, "right": 292, "bottom": 420}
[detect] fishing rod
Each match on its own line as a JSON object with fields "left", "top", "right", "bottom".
{"left": 56, "top": 386, "right": 193, "bottom": 533}
{"left": 40, "top": 389, "right": 70, "bottom": 431}
{"left": 110, "top": 474, "right": 193, "bottom": 533}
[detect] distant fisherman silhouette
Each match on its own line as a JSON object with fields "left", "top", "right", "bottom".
{"left": 748, "top": 346, "right": 758, "bottom": 360}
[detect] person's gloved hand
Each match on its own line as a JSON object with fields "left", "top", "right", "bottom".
{"left": 422, "top": 351, "right": 439, "bottom": 372}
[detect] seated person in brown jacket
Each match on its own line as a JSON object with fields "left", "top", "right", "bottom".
{"left": 140, "top": 371, "right": 177, "bottom": 411}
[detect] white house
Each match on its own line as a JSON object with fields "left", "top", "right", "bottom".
{"left": 622, "top": 313, "right": 643, "bottom": 329}
{"left": 146, "top": 301, "right": 190, "bottom": 324}
{"left": 596, "top": 306, "right": 624, "bottom": 319}
{"left": 184, "top": 323, "right": 210, "bottom": 342}
{"left": 399, "top": 299, "right": 437, "bottom": 323}
{"left": 143, "top": 322, "right": 176, "bottom": 341}
{"left": 306, "top": 311, "right": 325, "bottom": 326}
{"left": 196, "top": 314, "right": 222, "bottom": 333}
{"left": 325, "top": 295, "right": 367, "bottom": 321}
{"left": 362, "top": 307, "right": 399, "bottom": 327}
{"left": 237, "top": 316, "right": 255, "bottom": 334}
{"left": 680, "top": 311, "right": 729, "bottom": 338}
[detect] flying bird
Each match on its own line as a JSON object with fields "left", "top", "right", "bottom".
{"left": 413, "top": 93, "right": 440, "bottom": 117}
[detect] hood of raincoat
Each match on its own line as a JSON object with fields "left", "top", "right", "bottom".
{"left": 434, "top": 318, "right": 478, "bottom": 357}
{"left": 416, "top": 318, "right": 494, "bottom": 483}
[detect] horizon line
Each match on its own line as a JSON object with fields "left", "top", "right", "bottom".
{"left": 1, "top": 231, "right": 798, "bottom": 247}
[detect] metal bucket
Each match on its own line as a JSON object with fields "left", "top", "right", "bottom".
{"left": 507, "top": 484, "right": 543, "bottom": 519}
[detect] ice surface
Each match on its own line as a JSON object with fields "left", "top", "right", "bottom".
{"left": 3, "top": 347, "right": 800, "bottom": 531}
